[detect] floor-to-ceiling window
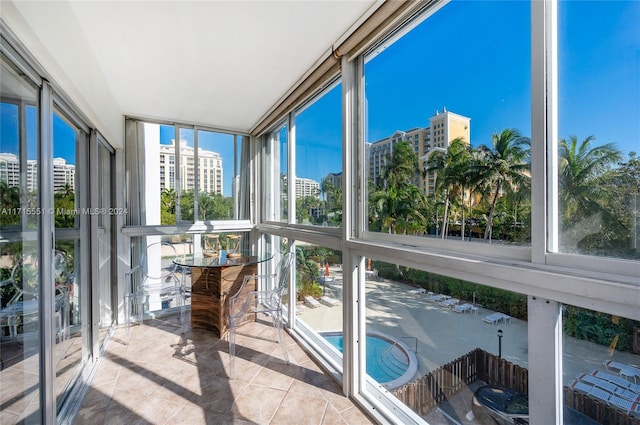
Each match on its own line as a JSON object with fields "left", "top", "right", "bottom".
{"left": 293, "top": 80, "right": 343, "bottom": 228}
{"left": 1, "top": 33, "right": 118, "bottom": 423}
{"left": 257, "top": 1, "right": 638, "bottom": 424}
{"left": 0, "top": 49, "right": 42, "bottom": 424}
{"left": 97, "top": 140, "right": 115, "bottom": 344}
{"left": 51, "top": 106, "right": 88, "bottom": 408}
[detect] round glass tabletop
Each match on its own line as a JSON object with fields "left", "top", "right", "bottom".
{"left": 173, "top": 251, "right": 272, "bottom": 268}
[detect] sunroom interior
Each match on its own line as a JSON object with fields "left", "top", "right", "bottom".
{"left": 1, "top": 1, "right": 639, "bottom": 425}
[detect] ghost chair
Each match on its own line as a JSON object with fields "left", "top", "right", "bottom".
{"left": 227, "top": 251, "right": 294, "bottom": 379}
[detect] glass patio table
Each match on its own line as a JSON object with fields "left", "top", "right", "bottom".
{"left": 174, "top": 251, "right": 272, "bottom": 337}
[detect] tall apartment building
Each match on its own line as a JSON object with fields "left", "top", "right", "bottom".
{"left": 323, "top": 172, "right": 342, "bottom": 194}
{"left": 159, "top": 140, "right": 223, "bottom": 195}
{"left": 367, "top": 109, "right": 471, "bottom": 195}
{"left": 295, "top": 177, "right": 320, "bottom": 199}
{"left": 0, "top": 153, "right": 74, "bottom": 193}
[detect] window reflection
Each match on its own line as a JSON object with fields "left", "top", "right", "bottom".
{"left": 294, "top": 81, "right": 343, "bottom": 227}
{"left": 558, "top": 0, "right": 640, "bottom": 259}
{"left": 563, "top": 305, "right": 640, "bottom": 423}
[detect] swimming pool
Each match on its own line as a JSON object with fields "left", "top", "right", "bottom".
{"left": 321, "top": 331, "right": 418, "bottom": 390}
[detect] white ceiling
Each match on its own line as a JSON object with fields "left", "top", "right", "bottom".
{"left": 37, "top": 1, "right": 377, "bottom": 135}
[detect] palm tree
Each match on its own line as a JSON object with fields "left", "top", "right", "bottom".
{"left": 0, "top": 182, "right": 20, "bottom": 226}
{"left": 558, "top": 135, "right": 623, "bottom": 248}
{"left": 426, "top": 138, "right": 472, "bottom": 239}
{"left": 370, "top": 141, "right": 428, "bottom": 235}
{"left": 473, "top": 129, "right": 530, "bottom": 241}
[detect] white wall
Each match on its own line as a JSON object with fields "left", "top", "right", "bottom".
{"left": 3, "top": 1, "right": 123, "bottom": 147}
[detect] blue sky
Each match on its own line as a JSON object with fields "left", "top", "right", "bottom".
{"left": 1, "top": 1, "right": 638, "bottom": 188}
{"left": 295, "top": 0, "right": 639, "bottom": 183}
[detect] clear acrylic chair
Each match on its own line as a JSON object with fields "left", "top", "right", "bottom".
{"left": 124, "top": 242, "right": 185, "bottom": 342}
{"left": 227, "top": 251, "right": 294, "bottom": 378}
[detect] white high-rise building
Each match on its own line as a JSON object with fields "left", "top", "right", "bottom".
{"left": 0, "top": 153, "right": 74, "bottom": 193}
{"left": 295, "top": 177, "right": 320, "bottom": 199}
{"left": 159, "top": 140, "right": 223, "bottom": 195}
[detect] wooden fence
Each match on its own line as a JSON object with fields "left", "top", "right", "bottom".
{"left": 393, "top": 348, "right": 639, "bottom": 424}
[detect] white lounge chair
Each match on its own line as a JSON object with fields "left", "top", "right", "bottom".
{"left": 483, "top": 312, "right": 510, "bottom": 324}
{"left": 408, "top": 288, "right": 426, "bottom": 295}
{"left": 426, "top": 294, "right": 448, "bottom": 303}
{"left": 439, "top": 298, "right": 459, "bottom": 308}
{"left": 304, "top": 296, "right": 320, "bottom": 308}
{"left": 320, "top": 296, "right": 340, "bottom": 307}
{"left": 453, "top": 303, "right": 473, "bottom": 314}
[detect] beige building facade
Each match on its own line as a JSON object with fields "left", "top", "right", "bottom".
{"left": 368, "top": 109, "right": 471, "bottom": 195}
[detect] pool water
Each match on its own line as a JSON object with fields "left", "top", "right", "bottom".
{"left": 323, "top": 334, "right": 409, "bottom": 384}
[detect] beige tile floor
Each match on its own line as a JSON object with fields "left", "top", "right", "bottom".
{"left": 1, "top": 332, "right": 83, "bottom": 424}
{"left": 74, "top": 315, "right": 375, "bottom": 425}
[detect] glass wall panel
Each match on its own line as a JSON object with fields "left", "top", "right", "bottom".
{"left": 294, "top": 242, "right": 343, "bottom": 340}
{"left": 263, "top": 123, "right": 288, "bottom": 223}
{"left": 97, "top": 143, "right": 114, "bottom": 339}
{"left": 178, "top": 127, "right": 195, "bottom": 223}
{"left": 562, "top": 305, "right": 640, "bottom": 424}
{"left": 294, "top": 81, "right": 343, "bottom": 227}
{"left": 364, "top": 259, "right": 529, "bottom": 423}
{"left": 557, "top": 0, "right": 640, "bottom": 260}
{"left": 52, "top": 109, "right": 85, "bottom": 405}
{"left": 146, "top": 122, "right": 247, "bottom": 225}
{"left": 142, "top": 123, "right": 174, "bottom": 225}
{"left": 129, "top": 234, "right": 193, "bottom": 322}
{"left": 364, "top": 1, "right": 531, "bottom": 245}
{"left": 197, "top": 130, "right": 239, "bottom": 221}
{"left": 0, "top": 52, "right": 42, "bottom": 423}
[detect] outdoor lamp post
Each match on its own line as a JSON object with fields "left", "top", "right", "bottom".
{"left": 497, "top": 329, "right": 503, "bottom": 359}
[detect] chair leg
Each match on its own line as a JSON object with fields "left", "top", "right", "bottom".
{"left": 271, "top": 313, "right": 289, "bottom": 364}
{"left": 137, "top": 296, "right": 144, "bottom": 328}
{"left": 179, "top": 293, "right": 188, "bottom": 335}
{"left": 124, "top": 294, "right": 131, "bottom": 344}
{"left": 228, "top": 326, "right": 236, "bottom": 379}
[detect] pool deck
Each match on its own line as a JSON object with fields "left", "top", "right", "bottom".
{"left": 298, "top": 267, "right": 640, "bottom": 385}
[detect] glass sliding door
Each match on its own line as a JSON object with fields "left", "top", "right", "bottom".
{"left": 51, "top": 107, "right": 86, "bottom": 407}
{"left": 0, "top": 51, "right": 42, "bottom": 423}
{"left": 97, "top": 141, "right": 114, "bottom": 342}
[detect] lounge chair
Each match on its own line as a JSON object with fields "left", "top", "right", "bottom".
{"left": 438, "top": 298, "right": 459, "bottom": 308}
{"left": 568, "top": 379, "right": 595, "bottom": 395}
{"left": 588, "top": 386, "right": 613, "bottom": 404}
{"left": 578, "top": 374, "right": 620, "bottom": 395}
{"left": 592, "top": 370, "right": 634, "bottom": 389}
{"left": 408, "top": 288, "right": 426, "bottom": 295}
{"left": 582, "top": 373, "right": 640, "bottom": 401}
{"left": 603, "top": 360, "right": 640, "bottom": 381}
{"left": 483, "top": 312, "right": 510, "bottom": 324}
{"left": 320, "top": 296, "right": 340, "bottom": 307}
{"left": 593, "top": 370, "right": 640, "bottom": 395}
{"left": 453, "top": 303, "right": 473, "bottom": 314}
{"left": 304, "top": 296, "right": 320, "bottom": 308}
{"left": 609, "top": 394, "right": 633, "bottom": 413}
{"left": 426, "top": 294, "right": 448, "bottom": 303}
